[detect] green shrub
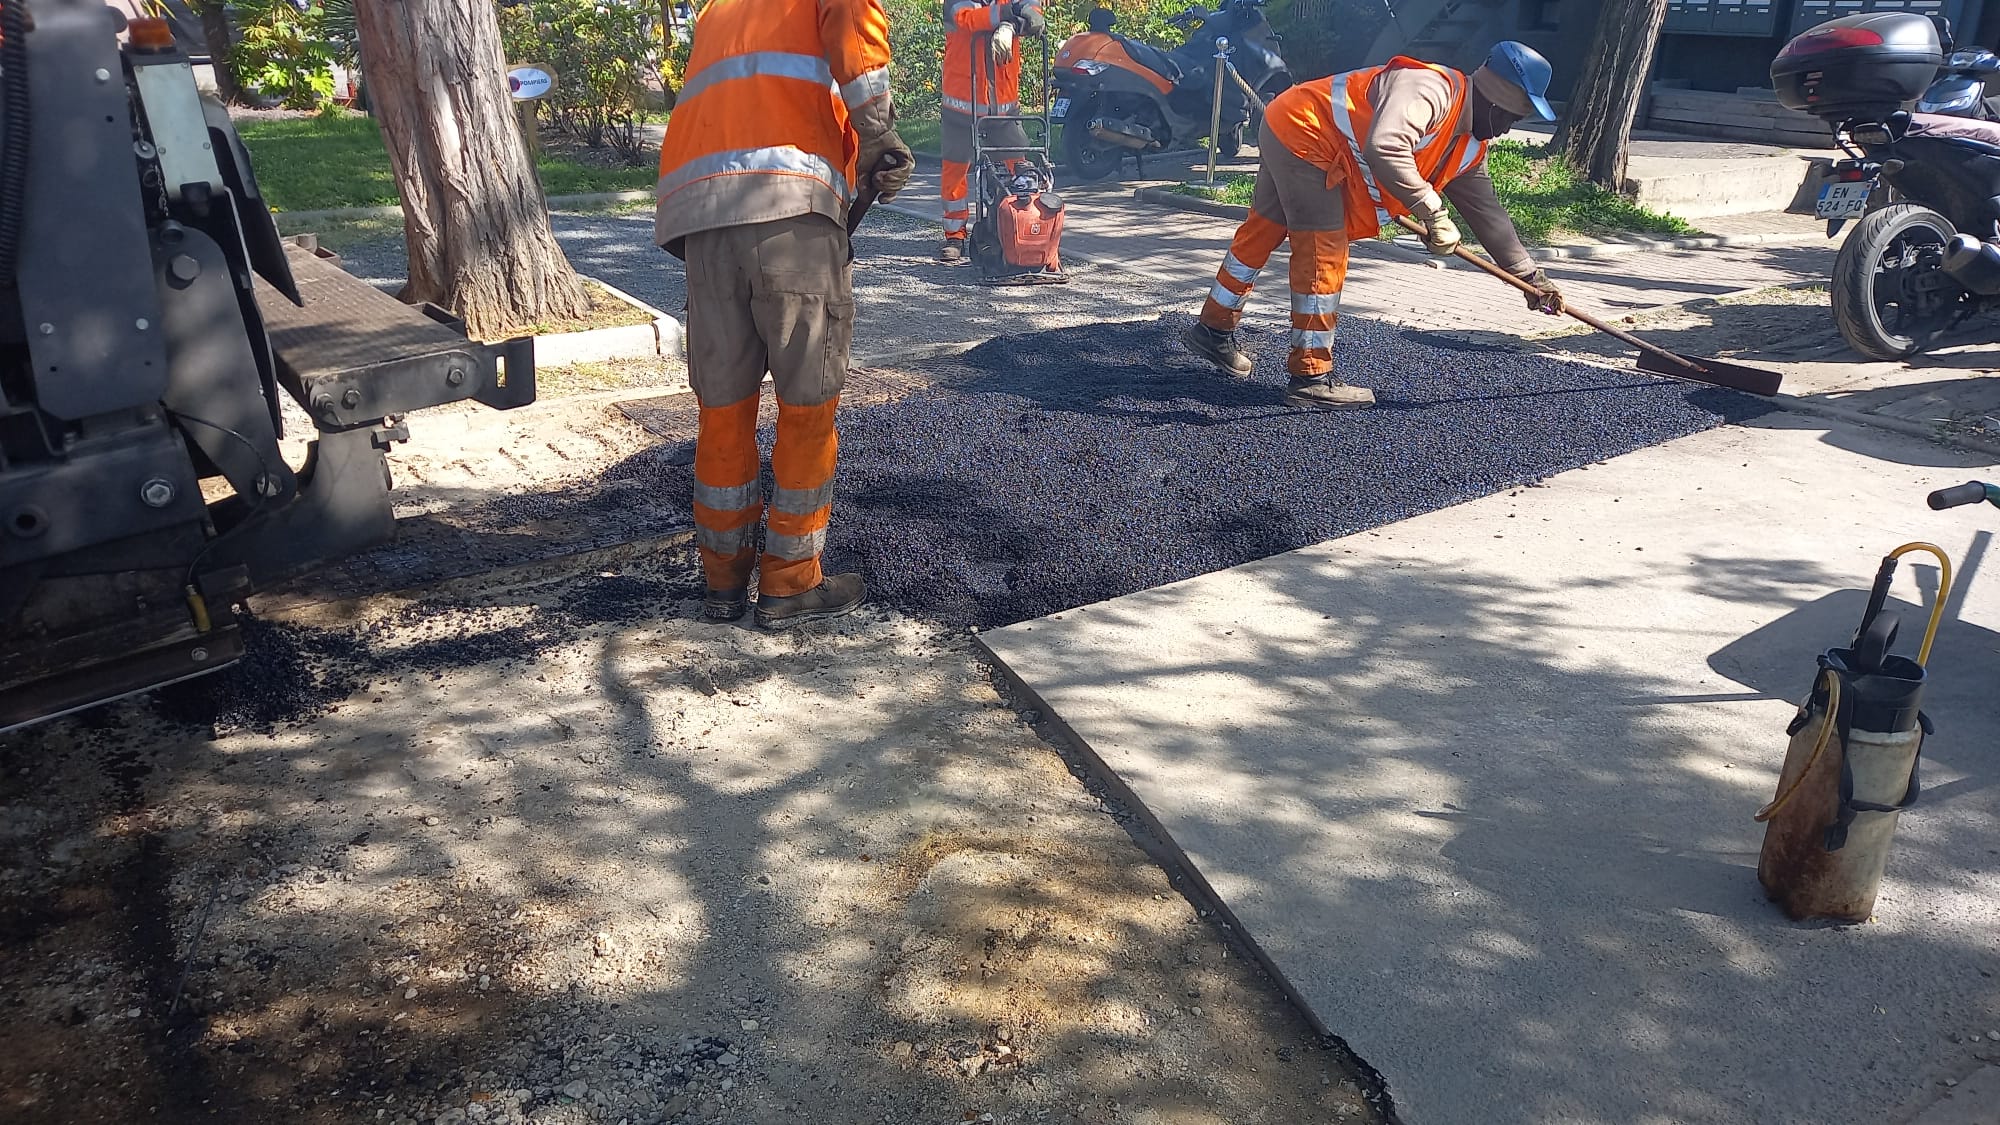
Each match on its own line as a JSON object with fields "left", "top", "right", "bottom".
{"left": 499, "top": 0, "right": 662, "bottom": 164}
{"left": 230, "top": 0, "right": 338, "bottom": 110}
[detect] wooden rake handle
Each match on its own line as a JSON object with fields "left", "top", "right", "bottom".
{"left": 1389, "top": 214, "right": 1713, "bottom": 378}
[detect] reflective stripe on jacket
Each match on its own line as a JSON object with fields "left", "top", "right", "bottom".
{"left": 655, "top": 0, "right": 893, "bottom": 253}
{"left": 943, "top": 0, "right": 1037, "bottom": 118}
{"left": 1266, "top": 57, "right": 1488, "bottom": 241}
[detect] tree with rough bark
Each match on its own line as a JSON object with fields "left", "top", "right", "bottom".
{"left": 1554, "top": 0, "right": 1669, "bottom": 190}
{"left": 189, "top": 0, "right": 245, "bottom": 103}
{"left": 352, "top": 0, "right": 589, "bottom": 339}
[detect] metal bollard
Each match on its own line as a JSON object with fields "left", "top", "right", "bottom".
{"left": 1207, "top": 36, "right": 1229, "bottom": 188}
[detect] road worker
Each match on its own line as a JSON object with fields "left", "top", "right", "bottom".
{"left": 940, "top": 0, "right": 1045, "bottom": 262}
{"left": 1182, "top": 41, "right": 1568, "bottom": 409}
{"left": 654, "top": 0, "right": 912, "bottom": 627}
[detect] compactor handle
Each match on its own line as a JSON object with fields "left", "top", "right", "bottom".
{"left": 1928, "top": 480, "right": 1995, "bottom": 509}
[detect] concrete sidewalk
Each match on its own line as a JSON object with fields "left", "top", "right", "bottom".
{"left": 979, "top": 414, "right": 2000, "bottom": 1125}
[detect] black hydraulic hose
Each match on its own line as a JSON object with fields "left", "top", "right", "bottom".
{"left": 0, "top": 0, "right": 31, "bottom": 290}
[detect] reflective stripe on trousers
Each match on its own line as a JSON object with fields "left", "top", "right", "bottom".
{"left": 1198, "top": 217, "right": 1284, "bottom": 332}
{"left": 692, "top": 395, "right": 840, "bottom": 598}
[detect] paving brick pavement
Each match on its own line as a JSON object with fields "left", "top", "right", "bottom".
{"left": 887, "top": 163, "right": 1836, "bottom": 341}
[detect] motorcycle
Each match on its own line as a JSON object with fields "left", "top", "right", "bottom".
{"left": 1050, "top": 0, "right": 1291, "bottom": 182}
{"left": 1775, "top": 13, "right": 2000, "bottom": 360}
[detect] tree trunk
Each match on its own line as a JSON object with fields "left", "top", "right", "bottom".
{"left": 191, "top": 0, "right": 244, "bottom": 104}
{"left": 352, "top": 0, "right": 589, "bottom": 340}
{"left": 1553, "top": 0, "right": 1669, "bottom": 190}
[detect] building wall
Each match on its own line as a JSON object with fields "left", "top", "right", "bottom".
{"left": 1281, "top": 0, "right": 1994, "bottom": 100}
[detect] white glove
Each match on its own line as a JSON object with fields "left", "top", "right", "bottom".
{"left": 991, "top": 22, "right": 1016, "bottom": 65}
{"left": 1412, "top": 191, "right": 1461, "bottom": 257}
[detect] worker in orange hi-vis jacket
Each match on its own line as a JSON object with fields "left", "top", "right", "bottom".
{"left": 654, "top": 0, "right": 912, "bottom": 628}
{"left": 1183, "top": 42, "right": 1568, "bottom": 410}
{"left": 939, "top": 0, "right": 1045, "bottom": 262}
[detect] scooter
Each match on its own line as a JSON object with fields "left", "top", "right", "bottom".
{"left": 1916, "top": 45, "right": 2000, "bottom": 118}
{"left": 1050, "top": 0, "right": 1290, "bottom": 182}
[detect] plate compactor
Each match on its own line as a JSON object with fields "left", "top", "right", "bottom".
{"left": 0, "top": 0, "right": 537, "bottom": 732}
{"left": 968, "top": 30, "right": 1068, "bottom": 285}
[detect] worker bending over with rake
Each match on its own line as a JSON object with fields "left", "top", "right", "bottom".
{"left": 1183, "top": 42, "right": 1567, "bottom": 409}
{"left": 940, "top": 0, "right": 1045, "bottom": 262}
{"left": 655, "top": 0, "right": 912, "bottom": 627}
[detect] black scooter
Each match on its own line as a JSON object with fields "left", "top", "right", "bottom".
{"left": 1050, "top": 0, "right": 1290, "bottom": 182}
{"left": 1916, "top": 46, "right": 2000, "bottom": 118}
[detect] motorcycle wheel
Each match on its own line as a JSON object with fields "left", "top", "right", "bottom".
{"left": 1060, "top": 95, "right": 1124, "bottom": 182}
{"left": 1832, "top": 203, "right": 1967, "bottom": 361}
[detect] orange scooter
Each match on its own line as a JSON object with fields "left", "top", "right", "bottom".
{"left": 1050, "top": 0, "right": 1290, "bottom": 181}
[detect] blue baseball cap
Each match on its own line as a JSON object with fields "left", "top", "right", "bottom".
{"left": 1484, "top": 41, "right": 1556, "bottom": 122}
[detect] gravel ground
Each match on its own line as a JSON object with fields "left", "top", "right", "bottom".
{"left": 0, "top": 553, "right": 1380, "bottom": 1125}
{"left": 620, "top": 312, "right": 1773, "bottom": 628}
{"left": 1, "top": 192, "right": 1763, "bottom": 1125}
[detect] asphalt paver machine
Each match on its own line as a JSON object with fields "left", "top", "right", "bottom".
{"left": 0, "top": 0, "right": 536, "bottom": 731}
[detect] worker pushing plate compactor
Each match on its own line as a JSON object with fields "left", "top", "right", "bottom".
{"left": 0, "top": 0, "right": 537, "bottom": 732}
{"left": 969, "top": 18, "right": 1068, "bottom": 284}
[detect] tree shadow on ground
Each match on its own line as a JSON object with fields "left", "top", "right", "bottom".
{"left": 980, "top": 540, "right": 2000, "bottom": 1125}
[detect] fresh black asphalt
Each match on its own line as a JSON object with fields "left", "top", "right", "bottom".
{"left": 686, "top": 312, "right": 1769, "bottom": 629}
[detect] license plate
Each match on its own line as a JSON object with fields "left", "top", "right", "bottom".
{"left": 1050, "top": 97, "right": 1070, "bottom": 119}
{"left": 1816, "top": 180, "right": 1875, "bottom": 219}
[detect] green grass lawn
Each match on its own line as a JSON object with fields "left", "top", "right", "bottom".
{"left": 900, "top": 113, "right": 942, "bottom": 156}
{"left": 1167, "top": 140, "right": 1697, "bottom": 245}
{"left": 238, "top": 112, "right": 658, "bottom": 212}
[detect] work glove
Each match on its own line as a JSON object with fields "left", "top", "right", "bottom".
{"left": 1523, "top": 268, "right": 1564, "bottom": 316}
{"left": 858, "top": 130, "right": 915, "bottom": 202}
{"left": 991, "top": 20, "right": 1016, "bottom": 64}
{"left": 1011, "top": 0, "right": 1046, "bottom": 36}
{"left": 1411, "top": 194, "right": 1461, "bottom": 257}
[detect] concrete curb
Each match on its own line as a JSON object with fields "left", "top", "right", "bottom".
{"left": 1132, "top": 184, "right": 1833, "bottom": 262}
{"left": 534, "top": 279, "right": 687, "bottom": 371}
{"left": 1770, "top": 394, "right": 2000, "bottom": 460}
{"left": 274, "top": 189, "right": 655, "bottom": 226}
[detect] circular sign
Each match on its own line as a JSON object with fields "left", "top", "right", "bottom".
{"left": 507, "top": 65, "right": 556, "bottom": 100}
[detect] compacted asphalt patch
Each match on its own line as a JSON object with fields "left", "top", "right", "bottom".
{"left": 630, "top": 312, "right": 1771, "bottom": 629}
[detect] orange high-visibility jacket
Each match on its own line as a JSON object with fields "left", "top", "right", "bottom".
{"left": 654, "top": 0, "right": 894, "bottom": 254}
{"left": 943, "top": 0, "right": 1041, "bottom": 116}
{"left": 1267, "top": 57, "right": 1489, "bottom": 241}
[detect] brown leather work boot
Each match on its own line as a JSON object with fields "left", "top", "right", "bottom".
{"left": 1284, "top": 376, "right": 1375, "bottom": 410}
{"left": 702, "top": 587, "right": 749, "bottom": 623}
{"left": 1182, "top": 322, "right": 1255, "bottom": 376}
{"left": 755, "top": 572, "right": 866, "bottom": 629}
{"left": 940, "top": 240, "right": 965, "bottom": 264}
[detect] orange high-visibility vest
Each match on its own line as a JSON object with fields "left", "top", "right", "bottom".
{"left": 942, "top": 0, "right": 1040, "bottom": 116}
{"left": 1267, "top": 57, "right": 1489, "bottom": 241}
{"left": 655, "top": 0, "right": 893, "bottom": 250}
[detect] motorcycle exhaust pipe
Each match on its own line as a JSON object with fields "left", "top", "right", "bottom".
{"left": 1088, "top": 119, "right": 1157, "bottom": 150}
{"left": 1940, "top": 233, "right": 2000, "bottom": 296}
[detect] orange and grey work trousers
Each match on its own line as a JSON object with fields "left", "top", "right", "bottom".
{"left": 683, "top": 214, "right": 853, "bottom": 599}
{"left": 940, "top": 108, "right": 1029, "bottom": 241}
{"left": 1197, "top": 121, "right": 1349, "bottom": 378}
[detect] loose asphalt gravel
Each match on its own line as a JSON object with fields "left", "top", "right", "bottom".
{"left": 622, "top": 312, "right": 1772, "bottom": 630}
{"left": 311, "top": 210, "right": 1770, "bottom": 632}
